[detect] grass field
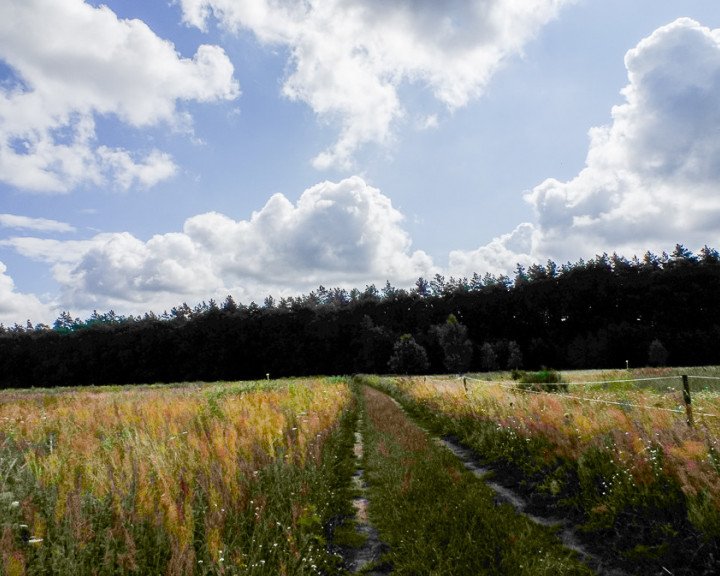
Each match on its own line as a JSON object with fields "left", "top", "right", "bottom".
{"left": 370, "top": 369, "right": 720, "bottom": 574}
{"left": 1, "top": 378, "right": 355, "bottom": 575}
{"left": 352, "top": 381, "right": 593, "bottom": 575}
{"left": 3, "top": 370, "right": 720, "bottom": 575}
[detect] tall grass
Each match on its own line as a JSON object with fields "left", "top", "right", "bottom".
{"left": 353, "top": 379, "right": 594, "bottom": 575}
{"left": 374, "top": 373, "right": 720, "bottom": 574}
{"left": 0, "top": 378, "right": 354, "bottom": 575}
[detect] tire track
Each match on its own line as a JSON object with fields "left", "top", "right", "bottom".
{"left": 383, "top": 390, "right": 633, "bottom": 576}
{"left": 332, "top": 414, "right": 392, "bottom": 574}
{"left": 438, "top": 436, "right": 631, "bottom": 576}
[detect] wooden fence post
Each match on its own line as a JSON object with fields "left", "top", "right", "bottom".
{"left": 682, "top": 375, "right": 694, "bottom": 427}
{"left": 463, "top": 377, "right": 468, "bottom": 392}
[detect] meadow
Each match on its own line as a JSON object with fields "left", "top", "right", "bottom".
{"left": 4, "top": 370, "right": 720, "bottom": 575}
{"left": 1, "top": 378, "right": 356, "bottom": 575}
{"left": 351, "top": 381, "right": 594, "bottom": 575}
{"left": 368, "top": 368, "right": 720, "bottom": 574}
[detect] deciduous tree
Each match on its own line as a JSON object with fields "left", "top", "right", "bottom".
{"left": 432, "top": 314, "right": 472, "bottom": 373}
{"left": 388, "top": 334, "right": 429, "bottom": 374}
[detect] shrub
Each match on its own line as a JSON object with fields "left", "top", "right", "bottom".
{"left": 648, "top": 339, "right": 669, "bottom": 367}
{"left": 518, "top": 367, "right": 568, "bottom": 393}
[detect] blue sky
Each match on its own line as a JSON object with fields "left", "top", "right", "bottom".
{"left": 1, "top": 0, "right": 719, "bottom": 325}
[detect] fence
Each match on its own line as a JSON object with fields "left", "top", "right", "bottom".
{"left": 456, "top": 374, "right": 720, "bottom": 426}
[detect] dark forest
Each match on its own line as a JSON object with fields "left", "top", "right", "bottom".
{"left": 2, "top": 245, "right": 719, "bottom": 388}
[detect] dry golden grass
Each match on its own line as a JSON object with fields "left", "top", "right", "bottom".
{"left": 0, "top": 378, "right": 351, "bottom": 574}
{"left": 397, "top": 374, "right": 720, "bottom": 503}
{"left": 362, "top": 386, "right": 427, "bottom": 452}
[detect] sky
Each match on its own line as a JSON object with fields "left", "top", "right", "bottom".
{"left": 1, "top": 0, "right": 720, "bottom": 326}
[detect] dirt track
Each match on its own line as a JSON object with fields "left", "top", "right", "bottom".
{"left": 332, "top": 385, "right": 633, "bottom": 575}
{"left": 438, "top": 435, "right": 631, "bottom": 576}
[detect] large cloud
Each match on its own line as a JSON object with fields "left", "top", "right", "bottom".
{"left": 0, "top": 261, "right": 53, "bottom": 326}
{"left": 448, "top": 223, "right": 535, "bottom": 277}
{"left": 178, "top": 0, "right": 575, "bottom": 169}
{"left": 526, "top": 17, "right": 720, "bottom": 262}
{"left": 450, "top": 17, "right": 720, "bottom": 273}
{"left": 183, "top": 176, "right": 433, "bottom": 283}
{"left": 0, "top": 0, "right": 239, "bottom": 192}
{"left": 4, "top": 177, "right": 434, "bottom": 317}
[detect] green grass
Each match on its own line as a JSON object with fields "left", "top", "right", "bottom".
{"left": 1, "top": 380, "right": 360, "bottom": 576}
{"left": 330, "top": 521, "right": 367, "bottom": 548}
{"left": 367, "top": 375, "right": 720, "bottom": 575}
{"left": 353, "top": 378, "right": 593, "bottom": 575}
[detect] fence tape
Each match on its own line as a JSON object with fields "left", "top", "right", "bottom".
{"left": 563, "top": 376, "right": 677, "bottom": 386}
{"left": 497, "top": 383, "right": 720, "bottom": 417}
{"left": 422, "top": 375, "right": 720, "bottom": 418}
{"left": 461, "top": 375, "right": 677, "bottom": 387}
{"left": 460, "top": 376, "right": 498, "bottom": 385}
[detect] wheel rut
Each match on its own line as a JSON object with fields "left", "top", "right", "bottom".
{"left": 331, "top": 416, "right": 392, "bottom": 575}
{"left": 438, "top": 436, "right": 631, "bottom": 576}
{"left": 334, "top": 384, "right": 632, "bottom": 575}
{"left": 384, "top": 392, "right": 633, "bottom": 576}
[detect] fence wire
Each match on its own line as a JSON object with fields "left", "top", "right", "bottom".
{"left": 435, "top": 374, "right": 720, "bottom": 419}
{"left": 495, "top": 383, "right": 720, "bottom": 417}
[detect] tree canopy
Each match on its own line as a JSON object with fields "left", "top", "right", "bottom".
{"left": 2, "top": 245, "right": 720, "bottom": 387}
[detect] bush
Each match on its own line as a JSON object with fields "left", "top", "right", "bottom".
{"left": 518, "top": 368, "right": 568, "bottom": 393}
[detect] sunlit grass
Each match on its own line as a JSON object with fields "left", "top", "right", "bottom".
{"left": 399, "top": 373, "right": 720, "bottom": 499}
{"left": 371, "top": 370, "right": 720, "bottom": 573}
{"left": 354, "top": 380, "right": 593, "bottom": 575}
{"left": 0, "top": 378, "right": 353, "bottom": 575}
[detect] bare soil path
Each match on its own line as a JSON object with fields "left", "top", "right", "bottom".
{"left": 328, "top": 414, "right": 392, "bottom": 574}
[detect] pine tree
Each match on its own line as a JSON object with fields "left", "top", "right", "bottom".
{"left": 507, "top": 341, "right": 523, "bottom": 370}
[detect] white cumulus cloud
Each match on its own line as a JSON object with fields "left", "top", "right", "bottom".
{"left": 0, "top": 0, "right": 239, "bottom": 193}
{"left": 448, "top": 223, "right": 535, "bottom": 277}
{"left": 4, "top": 176, "right": 434, "bottom": 317}
{"left": 0, "top": 261, "right": 54, "bottom": 326}
{"left": 184, "top": 176, "right": 433, "bottom": 284}
{"left": 526, "top": 17, "right": 720, "bottom": 262}
{"left": 178, "top": 0, "right": 575, "bottom": 170}
{"left": 450, "top": 17, "right": 720, "bottom": 274}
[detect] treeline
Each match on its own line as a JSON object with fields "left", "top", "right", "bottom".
{"left": 2, "top": 245, "right": 720, "bottom": 388}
